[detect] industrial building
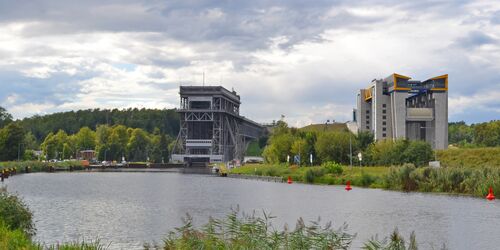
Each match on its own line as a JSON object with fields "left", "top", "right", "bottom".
{"left": 352, "top": 73, "right": 448, "bottom": 149}
{"left": 171, "top": 86, "right": 264, "bottom": 166}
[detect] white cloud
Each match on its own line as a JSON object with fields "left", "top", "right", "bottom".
{"left": 0, "top": 0, "right": 500, "bottom": 125}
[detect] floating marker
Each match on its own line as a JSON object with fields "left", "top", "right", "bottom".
{"left": 287, "top": 176, "right": 293, "bottom": 184}
{"left": 345, "top": 180, "right": 352, "bottom": 191}
{"left": 486, "top": 187, "right": 495, "bottom": 201}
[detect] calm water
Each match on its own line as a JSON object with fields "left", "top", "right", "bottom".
{"left": 2, "top": 172, "right": 499, "bottom": 249}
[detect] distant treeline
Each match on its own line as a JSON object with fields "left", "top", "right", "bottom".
{"left": 18, "top": 108, "right": 180, "bottom": 142}
{"left": 449, "top": 120, "right": 500, "bottom": 147}
{"left": 0, "top": 107, "right": 180, "bottom": 162}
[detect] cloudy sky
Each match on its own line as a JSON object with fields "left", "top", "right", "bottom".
{"left": 0, "top": 0, "right": 499, "bottom": 126}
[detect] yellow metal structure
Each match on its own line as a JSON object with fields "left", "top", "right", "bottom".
{"left": 364, "top": 87, "right": 373, "bottom": 101}
{"left": 393, "top": 73, "right": 411, "bottom": 91}
{"left": 430, "top": 74, "right": 448, "bottom": 91}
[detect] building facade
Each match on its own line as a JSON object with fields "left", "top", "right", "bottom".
{"left": 353, "top": 74, "right": 448, "bottom": 149}
{"left": 171, "top": 86, "right": 264, "bottom": 166}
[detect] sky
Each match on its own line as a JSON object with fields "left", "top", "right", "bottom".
{"left": 0, "top": 0, "right": 499, "bottom": 127}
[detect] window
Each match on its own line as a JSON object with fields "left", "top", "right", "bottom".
{"left": 383, "top": 121, "right": 386, "bottom": 125}
{"left": 366, "top": 126, "right": 370, "bottom": 129}
{"left": 382, "top": 110, "right": 386, "bottom": 114}
{"left": 382, "top": 104, "right": 386, "bottom": 108}
{"left": 366, "top": 115, "right": 370, "bottom": 119}
{"left": 366, "top": 110, "right": 370, "bottom": 114}
{"left": 382, "top": 133, "right": 386, "bottom": 137}
{"left": 383, "top": 115, "right": 386, "bottom": 120}
{"left": 366, "top": 121, "right": 370, "bottom": 124}
{"left": 383, "top": 128, "right": 386, "bottom": 131}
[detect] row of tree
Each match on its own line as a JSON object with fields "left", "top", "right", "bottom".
{"left": 262, "top": 121, "right": 433, "bottom": 166}
{"left": 40, "top": 125, "right": 174, "bottom": 162}
{"left": 449, "top": 120, "right": 500, "bottom": 147}
{"left": 18, "top": 108, "right": 180, "bottom": 142}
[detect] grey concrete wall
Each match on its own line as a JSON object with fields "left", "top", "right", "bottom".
{"left": 433, "top": 92, "right": 448, "bottom": 149}
{"left": 390, "top": 91, "right": 407, "bottom": 140}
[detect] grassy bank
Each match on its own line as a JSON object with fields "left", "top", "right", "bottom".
{"left": 0, "top": 160, "right": 84, "bottom": 173}
{"left": 231, "top": 163, "right": 499, "bottom": 198}
{"left": 231, "top": 164, "right": 389, "bottom": 188}
{"left": 437, "top": 147, "right": 500, "bottom": 168}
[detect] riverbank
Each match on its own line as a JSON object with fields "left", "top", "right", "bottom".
{"left": 230, "top": 163, "right": 499, "bottom": 198}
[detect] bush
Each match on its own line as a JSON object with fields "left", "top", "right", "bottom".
{"left": 304, "top": 168, "right": 325, "bottom": 183}
{"left": 0, "top": 221, "right": 36, "bottom": 249}
{"left": 359, "top": 172, "right": 376, "bottom": 187}
{"left": 367, "top": 140, "right": 433, "bottom": 167}
{"left": 0, "top": 188, "right": 35, "bottom": 236}
{"left": 322, "top": 161, "right": 343, "bottom": 175}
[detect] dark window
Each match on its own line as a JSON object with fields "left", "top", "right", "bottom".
{"left": 366, "top": 115, "right": 370, "bottom": 119}
{"left": 382, "top": 104, "right": 386, "bottom": 108}
{"left": 383, "top": 121, "right": 386, "bottom": 125}
{"left": 366, "top": 121, "right": 370, "bottom": 124}
{"left": 366, "top": 110, "right": 370, "bottom": 114}
{"left": 382, "top": 133, "right": 386, "bottom": 137}
{"left": 382, "top": 110, "right": 386, "bottom": 114}
{"left": 383, "top": 128, "right": 386, "bottom": 131}
{"left": 366, "top": 126, "right": 370, "bottom": 129}
{"left": 190, "top": 101, "right": 211, "bottom": 109}
{"left": 383, "top": 115, "right": 386, "bottom": 120}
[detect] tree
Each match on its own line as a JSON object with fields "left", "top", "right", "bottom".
{"left": 41, "top": 132, "right": 56, "bottom": 159}
{"left": 473, "top": 121, "right": 500, "bottom": 147}
{"left": 127, "top": 128, "right": 151, "bottom": 162}
{"left": 159, "top": 133, "right": 171, "bottom": 163}
{"left": 290, "top": 138, "right": 309, "bottom": 165}
{"left": 74, "top": 127, "right": 96, "bottom": 150}
{"left": 356, "top": 131, "right": 374, "bottom": 151}
{"left": 0, "top": 122, "right": 25, "bottom": 161}
{"left": 95, "top": 125, "right": 112, "bottom": 161}
{"left": 23, "top": 132, "right": 38, "bottom": 150}
{"left": 403, "top": 140, "right": 433, "bottom": 166}
{"left": 0, "top": 106, "right": 13, "bottom": 128}
{"left": 107, "top": 125, "right": 129, "bottom": 161}
{"left": 315, "top": 132, "right": 351, "bottom": 164}
{"left": 263, "top": 133, "right": 295, "bottom": 163}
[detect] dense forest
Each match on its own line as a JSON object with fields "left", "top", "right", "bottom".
{"left": 0, "top": 107, "right": 180, "bottom": 162}
{"left": 18, "top": 108, "right": 180, "bottom": 141}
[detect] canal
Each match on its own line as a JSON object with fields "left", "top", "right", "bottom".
{"left": 2, "top": 172, "right": 499, "bottom": 249}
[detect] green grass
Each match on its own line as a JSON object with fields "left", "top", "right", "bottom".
{"left": 0, "top": 161, "right": 84, "bottom": 173}
{"left": 231, "top": 164, "right": 389, "bottom": 188}
{"left": 437, "top": 147, "right": 500, "bottom": 168}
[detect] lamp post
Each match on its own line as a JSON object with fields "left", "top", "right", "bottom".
{"left": 349, "top": 132, "right": 353, "bottom": 167}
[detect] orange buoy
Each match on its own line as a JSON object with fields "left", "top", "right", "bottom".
{"left": 345, "top": 180, "right": 352, "bottom": 191}
{"left": 486, "top": 187, "right": 495, "bottom": 201}
{"left": 287, "top": 176, "right": 293, "bottom": 184}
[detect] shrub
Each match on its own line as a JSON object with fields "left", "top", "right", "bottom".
{"left": 0, "top": 188, "right": 35, "bottom": 236}
{"left": 322, "top": 161, "right": 343, "bottom": 175}
{"left": 359, "top": 172, "right": 376, "bottom": 187}
{"left": 304, "top": 168, "right": 325, "bottom": 183}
